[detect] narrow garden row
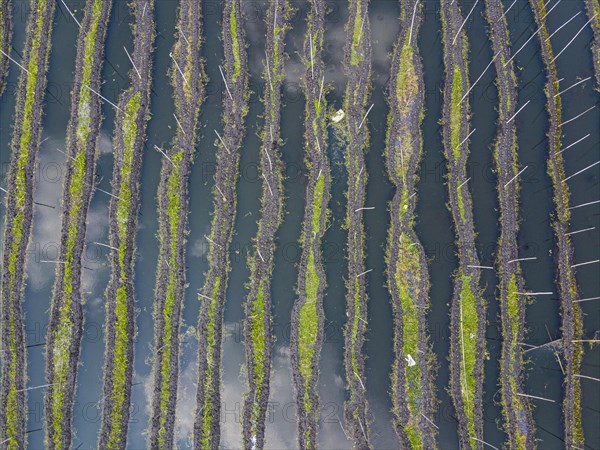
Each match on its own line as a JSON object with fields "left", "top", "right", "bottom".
{"left": 0, "top": 0, "right": 11, "bottom": 95}
{"left": 289, "top": 0, "right": 330, "bottom": 448}
{"left": 385, "top": 1, "right": 436, "bottom": 448}
{"left": 440, "top": 1, "right": 486, "bottom": 448}
{"left": 147, "top": 0, "right": 206, "bottom": 447}
{"left": 338, "top": 0, "right": 372, "bottom": 447}
{"left": 193, "top": 1, "right": 248, "bottom": 447}
{"left": 44, "top": 1, "right": 112, "bottom": 448}
{"left": 486, "top": 1, "right": 535, "bottom": 449}
{"left": 241, "top": 1, "right": 290, "bottom": 449}
{"left": 0, "top": 0, "right": 56, "bottom": 448}
{"left": 98, "top": 0, "right": 155, "bottom": 448}
{"left": 530, "top": 0, "right": 585, "bottom": 447}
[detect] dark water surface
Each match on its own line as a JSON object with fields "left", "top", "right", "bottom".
{"left": 0, "top": 0, "right": 598, "bottom": 449}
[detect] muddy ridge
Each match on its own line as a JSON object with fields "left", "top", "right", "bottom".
{"left": 99, "top": 0, "right": 155, "bottom": 447}
{"left": 147, "top": 0, "right": 206, "bottom": 447}
{"left": 193, "top": 0, "right": 249, "bottom": 447}
{"left": 289, "top": 0, "right": 331, "bottom": 448}
{"left": 0, "top": 0, "right": 56, "bottom": 447}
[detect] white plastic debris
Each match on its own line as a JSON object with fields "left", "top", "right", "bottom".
{"left": 331, "top": 109, "right": 345, "bottom": 123}
{"left": 405, "top": 354, "right": 416, "bottom": 367}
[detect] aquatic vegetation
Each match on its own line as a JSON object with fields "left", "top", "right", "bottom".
{"left": 193, "top": 1, "right": 248, "bottom": 447}
{"left": 0, "top": 0, "right": 11, "bottom": 95}
{"left": 98, "top": 1, "right": 155, "bottom": 448}
{"left": 147, "top": 0, "right": 206, "bottom": 447}
{"left": 241, "top": 1, "right": 290, "bottom": 448}
{"left": 385, "top": 2, "right": 436, "bottom": 448}
{"left": 530, "top": 0, "right": 585, "bottom": 447}
{"left": 484, "top": 1, "right": 536, "bottom": 449}
{"left": 289, "top": 0, "right": 330, "bottom": 448}
{"left": 43, "top": 0, "right": 112, "bottom": 447}
{"left": 0, "top": 0, "right": 55, "bottom": 447}
{"left": 440, "top": 1, "right": 486, "bottom": 448}
{"left": 339, "top": 0, "right": 372, "bottom": 446}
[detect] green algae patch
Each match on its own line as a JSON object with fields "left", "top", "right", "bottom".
{"left": 396, "top": 38, "right": 418, "bottom": 114}
{"left": 458, "top": 275, "right": 479, "bottom": 447}
{"left": 450, "top": 64, "right": 463, "bottom": 160}
{"left": 393, "top": 234, "right": 424, "bottom": 448}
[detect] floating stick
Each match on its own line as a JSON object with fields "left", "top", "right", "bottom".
{"left": 573, "top": 296, "right": 600, "bottom": 303}
{"left": 256, "top": 247, "right": 265, "bottom": 263}
{"left": 454, "top": 128, "right": 476, "bottom": 152}
{"left": 60, "top": 0, "right": 81, "bottom": 28}
{"left": 0, "top": 49, "right": 30, "bottom": 74}
{"left": 408, "top": 1, "right": 419, "bottom": 45}
{"left": 556, "top": 133, "right": 590, "bottom": 154}
{"left": 565, "top": 227, "right": 595, "bottom": 236}
{"left": 562, "top": 160, "right": 600, "bottom": 182}
{"left": 556, "top": 77, "right": 591, "bottom": 97}
{"left": 309, "top": 33, "right": 314, "bottom": 79}
{"left": 356, "top": 269, "right": 372, "bottom": 278}
{"left": 204, "top": 234, "right": 221, "bottom": 248}
{"left": 517, "top": 393, "right": 555, "bottom": 403}
{"left": 214, "top": 185, "right": 227, "bottom": 202}
{"left": 263, "top": 147, "right": 273, "bottom": 171}
{"left": 214, "top": 129, "right": 230, "bottom": 153}
{"left": 467, "top": 265, "right": 493, "bottom": 270}
{"left": 508, "top": 257, "right": 537, "bottom": 263}
{"left": 179, "top": 29, "right": 189, "bottom": 46}
{"left": 355, "top": 207, "right": 374, "bottom": 212}
{"left": 170, "top": 52, "right": 189, "bottom": 86}
{"left": 173, "top": 113, "right": 186, "bottom": 134}
{"left": 93, "top": 241, "right": 118, "bottom": 251}
{"left": 56, "top": 147, "right": 76, "bottom": 161}
{"left": 500, "top": 0, "right": 518, "bottom": 20}
{"left": 0, "top": 186, "right": 6, "bottom": 193}
{"left": 265, "top": 50, "right": 273, "bottom": 92}
{"left": 457, "top": 177, "right": 470, "bottom": 190}
{"left": 17, "top": 383, "right": 54, "bottom": 393}
{"left": 460, "top": 54, "right": 499, "bottom": 105}
{"left": 96, "top": 187, "right": 122, "bottom": 201}
{"left": 356, "top": 13, "right": 366, "bottom": 46}
{"left": 34, "top": 201, "right": 55, "bottom": 210}
{"left": 219, "top": 65, "right": 233, "bottom": 100}
{"left": 560, "top": 105, "right": 597, "bottom": 127}
{"left": 317, "top": 75, "right": 324, "bottom": 109}
{"left": 473, "top": 437, "right": 500, "bottom": 450}
{"left": 358, "top": 104, "right": 374, "bottom": 130}
{"left": 546, "top": 11, "right": 581, "bottom": 42}
{"left": 503, "top": 0, "right": 560, "bottom": 69}
{"left": 421, "top": 414, "right": 439, "bottom": 430}
{"left": 124, "top": 46, "right": 141, "bottom": 79}
{"left": 504, "top": 165, "right": 528, "bottom": 188}
{"left": 263, "top": 173, "right": 273, "bottom": 197}
{"left": 85, "top": 85, "right": 122, "bottom": 112}
{"left": 569, "top": 199, "right": 600, "bottom": 210}
{"left": 574, "top": 374, "right": 600, "bottom": 382}
{"left": 354, "top": 371, "right": 365, "bottom": 390}
{"left": 452, "top": 0, "right": 479, "bottom": 45}
{"left": 506, "top": 100, "right": 530, "bottom": 124}
{"left": 515, "top": 292, "right": 553, "bottom": 296}
{"left": 571, "top": 259, "right": 599, "bottom": 268}
{"left": 551, "top": 14, "right": 598, "bottom": 63}
{"left": 154, "top": 145, "right": 173, "bottom": 163}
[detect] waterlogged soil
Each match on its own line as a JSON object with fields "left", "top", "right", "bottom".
{"left": 0, "top": 0, "right": 597, "bottom": 449}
